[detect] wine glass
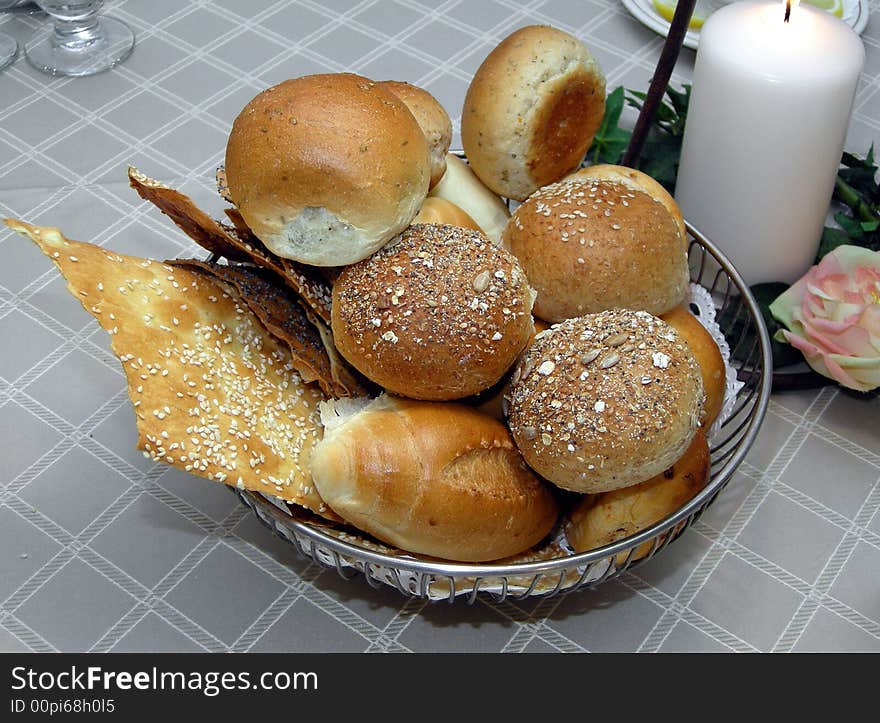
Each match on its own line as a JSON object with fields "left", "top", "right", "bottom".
{"left": 25, "top": 0, "right": 134, "bottom": 77}
{"left": 0, "top": 31, "right": 16, "bottom": 72}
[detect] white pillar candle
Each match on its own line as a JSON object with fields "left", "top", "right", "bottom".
{"left": 675, "top": 0, "right": 864, "bottom": 286}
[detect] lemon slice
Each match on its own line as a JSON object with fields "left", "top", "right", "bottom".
{"left": 803, "top": 0, "right": 844, "bottom": 18}
{"left": 652, "top": 0, "right": 844, "bottom": 29}
{"left": 651, "top": 0, "right": 711, "bottom": 29}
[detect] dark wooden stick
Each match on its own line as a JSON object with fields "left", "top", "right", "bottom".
{"left": 621, "top": 0, "right": 698, "bottom": 168}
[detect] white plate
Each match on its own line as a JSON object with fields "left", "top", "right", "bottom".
{"left": 621, "top": 0, "right": 870, "bottom": 51}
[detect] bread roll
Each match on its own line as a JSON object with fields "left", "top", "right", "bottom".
{"left": 502, "top": 174, "right": 689, "bottom": 322}
{"left": 378, "top": 80, "right": 452, "bottom": 189}
{"left": 224, "top": 73, "right": 430, "bottom": 266}
{"left": 566, "top": 430, "right": 710, "bottom": 561}
{"left": 506, "top": 309, "right": 704, "bottom": 494}
{"left": 428, "top": 154, "right": 510, "bottom": 244}
{"left": 661, "top": 304, "right": 725, "bottom": 429}
{"left": 332, "top": 223, "right": 535, "bottom": 400}
{"left": 461, "top": 25, "right": 606, "bottom": 201}
{"left": 569, "top": 164, "right": 686, "bottom": 240}
{"left": 311, "top": 395, "right": 559, "bottom": 562}
{"left": 471, "top": 315, "right": 552, "bottom": 421}
{"left": 413, "top": 197, "right": 481, "bottom": 231}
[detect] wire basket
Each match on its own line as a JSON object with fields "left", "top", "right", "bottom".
{"left": 224, "top": 216, "right": 772, "bottom": 604}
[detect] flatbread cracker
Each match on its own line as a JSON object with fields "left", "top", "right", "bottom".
{"left": 6, "top": 219, "right": 339, "bottom": 521}
{"left": 129, "top": 166, "right": 334, "bottom": 326}
{"left": 167, "top": 259, "right": 357, "bottom": 398}
{"left": 128, "top": 166, "right": 251, "bottom": 263}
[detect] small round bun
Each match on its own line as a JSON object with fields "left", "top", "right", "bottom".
{"left": 569, "top": 164, "right": 686, "bottom": 240}
{"left": 502, "top": 174, "right": 689, "bottom": 322}
{"left": 506, "top": 309, "right": 704, "bottom": 494}
{"left": 661, "top": 304, "right": 725, "bottom": 429}
{"left": 379, "top": 80, "right": 452, "bottom": 189}
{"left": 225, "top": 73, "right": 430, "bottom": 266}
{"left": 312, "top": 395, "right": 559, "bottom": 562}
{"left": 332, "top": 224, "right": 535, "bottom": 400}
{"left": 413, "top": 197, "right": 481, "bottom": 231}
{"left": 428, "top": 154, "right": 510, "bottom": 245}
{"left": 566, "top": 430, "right": 710, "bottom": 561}
{"left": 461, "top": 25, "right": 606, "bottom": 201}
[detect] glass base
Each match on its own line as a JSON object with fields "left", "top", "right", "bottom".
{"left": 25, "top": 16, "right": 134, "bottom": 77}
{"left": 0, "top": 32, "right": 17, "bottom": 72}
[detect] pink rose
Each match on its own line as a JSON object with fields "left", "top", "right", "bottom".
{"left": 769, "top": 245, "right": 880, "bottom": 392}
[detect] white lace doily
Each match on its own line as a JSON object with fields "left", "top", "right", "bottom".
{"left": 685, "top": 282, "right": 745, "bottom": 442}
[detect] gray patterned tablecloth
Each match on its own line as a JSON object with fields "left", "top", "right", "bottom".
{"left": 1, "top": 0, "right": 878, "bottom": 653}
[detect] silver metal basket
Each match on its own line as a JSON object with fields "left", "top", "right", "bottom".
{"left": 227, "top": 219, "right": 773, "bottom": 604}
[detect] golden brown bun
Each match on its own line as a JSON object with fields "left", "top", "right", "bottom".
{"left": 413, "top": 197, "right": 481, "bottom": 231}
{"left": 569, "top": 164, "right": 686, "bottom": 240}
{"left": 566, "top": 430, "right": 710, "bottom": 561}
{"left": 311, "top": 396, "right": 559, "bottom": 562}
{"left": 428, "top": 154, "right": 510, "bottom": 244}
{"left": 506, "top": 309, "right": 704, "bottom": 493}
{"left": 332, "top": 224, "right": 535, "bottom": 400}
{"left": 224, "top": 73, "right": 430, "bottom": 266}
{"left": 661, "top": 304, "right": 725, "bottom": 429}
{"left": 461, "top": 25, "right": 606, "bottom": 201}
{"left": 378, "top": 81, "right": 452, "bottom": 189}
{"left": 503, "top": 175, "right": 689, "bottom": 322}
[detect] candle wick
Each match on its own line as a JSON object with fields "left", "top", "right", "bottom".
{"left": 784, "top": 0, "right": 791, "bottom": 22}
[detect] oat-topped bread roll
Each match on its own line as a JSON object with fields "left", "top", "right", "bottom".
{"left": 378, "top": 80, "right": 452, "bottom": 189}
{"left": 502, "top": 171, "right": 689, "bottom": 322}
{"left": 224, "top": 73, "right": 430, "bottom": 266}
{"left": 331, "top": 224, "right": 536, "bottom": 400}
{"left": 461, "top": 25, "right": 606, "bottom": 201}
{"left": 311, "top": 395, "right": 559, "bottom": 562}
{"left": 506, "top": 309, "right": 704, "bottom": 494}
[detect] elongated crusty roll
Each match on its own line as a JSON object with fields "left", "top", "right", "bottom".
{"left": 566, "top": 430, "right": 710, "bottom": 561}
{"left": 224, "top": 73, "right": 430, "bottom": 266}
{"left": 311, "top": 395, "right": 559, "bottom": 562}
{"left": 428, "top": 153, "right": 510, "bottom": 245}
{"left": 461, "top": 25, "right": 606, "bottom": 201}
{"left": 378, "top": 80, "right": 452, "bottom": 189}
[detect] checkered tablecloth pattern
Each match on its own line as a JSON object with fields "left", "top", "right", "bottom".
{"left": 0, "top": 0, "right": 878, "bottom": 653}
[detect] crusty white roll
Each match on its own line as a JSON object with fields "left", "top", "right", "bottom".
{"left": 506, "top": 309, "right": 704, "bottom": 494}
{"left": 661, "top": 304, "right": 725, "bottom": 429}
{"left": 331, "top": 223, "right": 536, "bottom": 401}
{"left": 461, "top": 25, "right": 606, "bottom": 202}
{"left": 378, "top": 80, "right": 452, "bottom": 189}
{"left": 311, "top": 395, "right": 559, "bottom": 562}
{"left": 566, "top": 430, "right": 710, "bottom": 561}
{"left": 413, "top": 197, "right": 481, "bottom": 231}
{"left": 428, "top": 154, "right": 510, "bottom": 245}
{"left": 502, "top": 173, "right": 689, "bottom": 322}
{"left": 224, "top": 73, "right": 430, "bottom": 266}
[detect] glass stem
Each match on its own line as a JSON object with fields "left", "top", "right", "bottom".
{"left": 52, "top": 14, "right": 103, "bottom": 51}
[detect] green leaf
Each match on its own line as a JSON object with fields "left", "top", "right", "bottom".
{"left": 750, "top": 283, "right": 804, "bottom": 368}
{"left": 834, "top": 211, "right": 864, "bottom": 239}
{"left": 587, "top": 86, "right": 632, "bottom": 165}
{"left": 816, "top": 226, "right": 854, "bottom": 261}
